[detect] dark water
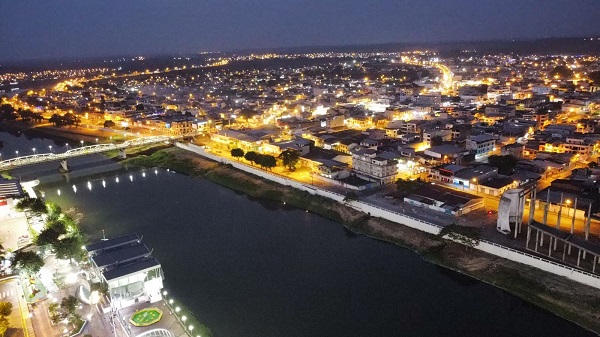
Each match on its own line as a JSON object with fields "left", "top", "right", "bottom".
{"left": 2, "top": 133, "right": 597, "bottom": 337}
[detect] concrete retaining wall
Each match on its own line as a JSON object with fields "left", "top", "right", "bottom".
{"left": 177, "top": 143, "right": 600, "bottom": 289}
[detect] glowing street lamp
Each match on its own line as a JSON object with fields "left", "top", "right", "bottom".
{"left": 49, "top": 145, "right": 53, "bottom": 153}
{"left": 565, "top": 199, "right": 572, "bottom": 216}
{"left": 80, "top": 140, "right": 84, "bottom": 147}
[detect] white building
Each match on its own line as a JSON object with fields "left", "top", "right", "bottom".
{"left": 466, "top": 135, "right": 497, "bottom": 158}
{"left": 85, "top": 233, "right": 164, "bottom": 308}
{"left": 351, "top": 149, "right": 398, "bottom": 184}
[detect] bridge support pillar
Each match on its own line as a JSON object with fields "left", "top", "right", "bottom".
{"left": 119, "top": 149, "right": 127, "bottom": 159}
{"left": 59, "top": 159, "right": 70, "bottom": 173}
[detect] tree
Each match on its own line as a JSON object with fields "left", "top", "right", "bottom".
{"left": 15, "top": 197, "right": 47, "bottom": 215}
{"left": 12, "top": 251, "right": 44, "bottom": 275}
{"left": 279, "top": 149, "right": 300, "bottom": 171}
{"left": 0, "top": 316, "right": 8, "bottom": 337}
{"left": 34, "top": 227, "right": 62, "bottom": 247}
{"left": 438, "top": 224, "right": 481, "bottom": 250}
{"left": 32, "top": 112, "right": 44, "bottom": 123}
{"left": 61, "top": 295, "right": 79, "bottom": 316}
{"left": 18, "top": 109, "right": 35, "bottom": 122}
{"left": 54, "top": 235, "right": 84, "bottom": 262}
{"left": 430, "top": 135, "right": 444, "bottom": 146}
{"left": 0, "top": 302, "right": 13, "bottom": 318}
{"left": 488, "top": 155, "right": 519, "bottom": 175}
{"left": 244, "top": 151, "right": 258, "bottom": 165}
{"left": 396, "top": 179, "right": 421, "bottom": 196}
{"left": 103, "top": 120, "right": 115, "bottom": 128}
{"left": 49, "top": 113, "right": 63, "bottom": 127}
{"left": 230, "top": 148, "right": 244, "bottom": 161}
{"left": 0, "top": 104, "right": 17, "bottom": 122}
{"left": 63, "top": 113, "right": 80, "bottom": 127}
{"left": 261, "top": 155, "right": 277, "bottom": 170}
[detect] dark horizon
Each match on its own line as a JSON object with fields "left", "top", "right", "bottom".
{"left": 1, "top": 36, "right": 598, "bottom": 67}
{"left": 1, "top": 0, "right": 599, "bottom": 63}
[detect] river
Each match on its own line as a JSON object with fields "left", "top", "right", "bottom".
{"left": 2, "top": 131, "right": 597, "bottom": 337}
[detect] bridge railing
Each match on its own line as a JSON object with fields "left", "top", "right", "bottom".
{"left": 0, "top": 135, "right": 172, "bottom": 169}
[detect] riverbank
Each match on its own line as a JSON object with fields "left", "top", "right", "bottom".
{"left": 0, "top": 121, "right": 119, "bottom": 144}
{"left": 121, "top": 147, "right": 600, "bottom": 334}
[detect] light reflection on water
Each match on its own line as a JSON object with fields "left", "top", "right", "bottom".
{"left": 41, "top": 167, "right": 596, "bottom": 337}
{"left": 55, "top": 170, "right": 155, "bottom": 196}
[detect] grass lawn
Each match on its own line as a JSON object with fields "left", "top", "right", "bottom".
{"left": 22, "top": 276, "right": 47, "bottom": 303}
{"left": 130, "top": 308, "right": 163, "bottom": 327}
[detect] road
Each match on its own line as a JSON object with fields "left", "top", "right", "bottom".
{"left": 0, "top": 278, "right": 27, "bottom": 337}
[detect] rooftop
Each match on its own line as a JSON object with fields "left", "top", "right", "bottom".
{"left": 0, "top": 179, "right": 23, "bottom": 199}
{"left": 102, "top": 257, "right": 161, "bottom": 281}
{"left": 85, "top": 233, "right": 141, "bottom": 254}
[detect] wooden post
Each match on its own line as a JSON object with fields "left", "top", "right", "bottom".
{"left": 577, "top": 249, "right": 581, "bottom": 267}
{"left": 526, "top": 226, "right": 531, "bottom": 249}
{"left": 548, "top": 237, "right": 552, "bottom": 257}
{"left": 562, "top": 242, "right": 567, "bottom": 261}
{"left": 593, "top": 255, "right": 597, "bottom": 273}
{"left": 535, "top": 230, "right": 539, "bottom": 252}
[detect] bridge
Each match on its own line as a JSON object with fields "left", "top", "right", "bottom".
{"left": 0, "top": 136, "right": 172, "bottom": 171}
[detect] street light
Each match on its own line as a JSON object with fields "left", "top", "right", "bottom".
{"left": 80, "top": 140, "right": 84, "bottom": 147}
{"left": 32, "top": 148, "right": 36, "bottom": 155}
{"left": 49, "top": 145, "right": 53, "bottom": 153}
{"left": 472, "top": 178, "right": 478, "bottom": 194}
{"left": 566, "top": 199, "right": 572, "bottom": 216}
{"left": 15, "top": 150, "right": 18, "bottom": 158}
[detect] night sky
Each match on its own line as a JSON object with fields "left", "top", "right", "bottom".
{"left": 1, "top": 0, "right": 599, "bottom": 61}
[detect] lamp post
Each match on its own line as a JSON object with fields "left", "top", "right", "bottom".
{"left": 32, "top": 148, "right": 36, "bottom": 155}
{"left": 15, "top": 150, "right": 18, "bottom": 158}
{"left": 566, "top": 199, "right": 572, "bottom": 216}
{"left": 48, "top": 145, "right": 53, "bottom": 153}
{"left": 472, "top": 178, "right": 478, "bottom": 194}
{"left": 80, "top": 140, "right": 84, "bottom": 147}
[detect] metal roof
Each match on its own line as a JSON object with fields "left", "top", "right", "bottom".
{"left": 102, "top": 257, "right": 160, "bottom": 281}
{"left": 85, "top": 233, "right": 141, "bottom": 253}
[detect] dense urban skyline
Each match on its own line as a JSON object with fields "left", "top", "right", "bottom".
{"left": 1, "top": 0, "right": 599, "bottom": 62}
